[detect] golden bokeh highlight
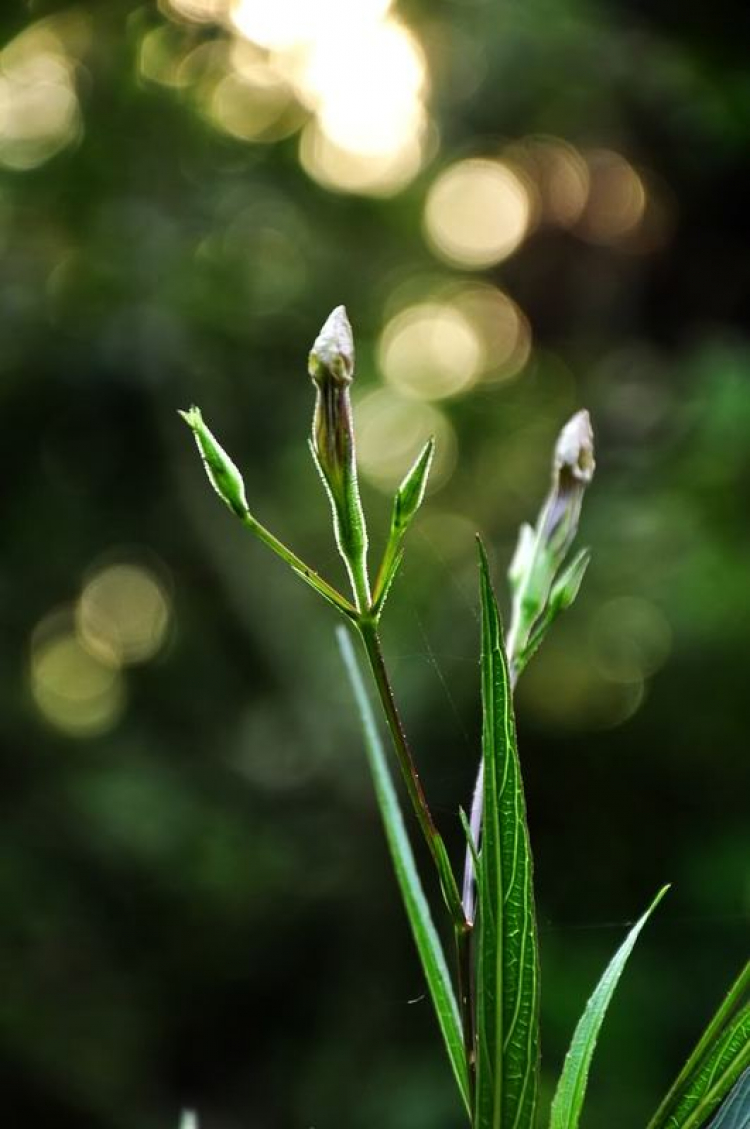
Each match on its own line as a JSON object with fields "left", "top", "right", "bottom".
{"left": 292, "top": 14, "right": 428, "bottom": 195}
{"left": 379, "top": 302, "right": 484, "bottom": 401}
{"left": 577, "top": 149, "right": 646, "bottom": 243}
{"left": 77, "top": 563, "right": 172, "bottom": 667}
{"left": 162, "top": 0, "right": 227, "bottom": 23}
{"left": 355, "top": 389, "right": 457, "bottom": 492}
{"left": 299, "top": 119, "right": 423, "bottom": 197}
{"left": 453, "top": 284, "right": 532, "bottom": 384}
{"left": 139, "top": 25, "right": 198, "bottom": 89}
{"left": 0, "top": 18, "right": 83, "bottom": 170}
{"left": 157, "top": 0, "right": 430, "bottom": 197}
{"left": 208, "top": 63, "right": 299, "bottom": 143}
{"left": 424, "top": 159, "right": 532, "bottom": 269}
{"left": 30, "top": 611, "right": 125, "bottom": 738}
{"left": 506, "top": 137, "right": 589, "bottom": 228}
{"left": 230, "top": 0, "right": 393, "bottom": 52}
{"left": 290, "top": 17, "right": 424, "bottom": 154}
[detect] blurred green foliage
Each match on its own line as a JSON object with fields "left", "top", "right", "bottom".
{"left": 0, "top": 1, "right": 748, "bottom": 1127}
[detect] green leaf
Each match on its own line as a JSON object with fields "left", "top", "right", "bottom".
{"left": 474, "top": 540, "right": 540, "bottom": 1129}
{"left": 646, "top": 962, "right": 749, "bottom": 1129}
{"left": 336, "top": 626, "right": 472, "bottom": 1118}
{"left": 705, "top": 1069, "right": 750, "bottom": 1129}
{"left": 549, "top": 885, "right": 669, "bottom": 1129}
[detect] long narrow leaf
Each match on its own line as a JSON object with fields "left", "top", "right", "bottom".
{"left": 647, "top": 962, "right": 750, "bottom": 1129}
{"left": 549, "top": 885, "right": 669, "bottom": 1129}
{"left": 705, "top": 1069, "right": 750, "bottom": 1129}
{"left": 336, "top": 626, "right": 472, "bottom": 1117}
{"left": 474, "top": 541, "right": 540, "bottom": 1129}
{"left": 662, "top": 1004, "right": 750, "bottom": 1129}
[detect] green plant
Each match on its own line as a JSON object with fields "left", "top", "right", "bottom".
{"left": 180, "top": 307, "right": 749, "bottom": 1128}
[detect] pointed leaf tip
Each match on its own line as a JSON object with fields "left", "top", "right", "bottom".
{"left": 550, "top": 885, "right": 669, "bottom": 1129}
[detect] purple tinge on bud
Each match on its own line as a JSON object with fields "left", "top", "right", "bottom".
{"left": 539, "top": 409, "right": 595, "bottom": 556}
{"left": 309, "top": 306, "right": 358, "bottom": 501}
{"left": 308, "top": 305, "right": 355, "bottom": 387}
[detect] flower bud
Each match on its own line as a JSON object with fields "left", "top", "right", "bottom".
{"left": 308, "top": 304, "right": 355, "bottom": 387}
{"left": 179, "top": 406, "right": 249, "bottom": 518}
{"left": 537, "top": 409, "right": 595, "bottom": 559}
{"left": 308, "top": 306, "right": 370, "bottom": 610}
{"left": 309, "top": 306, "right": 357, "bottom": 500}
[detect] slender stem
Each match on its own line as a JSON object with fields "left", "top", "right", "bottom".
{"left": 346, "top": 541, "right": 371, "bottom": 615}
{"left": 240, "top": 514, "right": 357, "bottom": 618}
{"left": 358, "top": 617, "right": 474, "bottom": 1098}
{"left": 357, "top": 618, "right": 466, "bottom": 928}
{"left": 371, "top": 534, "right": 402, "bottom": 613}
{"left": 454, "top": 921, "right": 475, "bottom": 1104}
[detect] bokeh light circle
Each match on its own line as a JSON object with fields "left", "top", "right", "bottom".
{"left": 424, "top": 158, "right": 531, "bottom": 268}
{"left": 355, "top": 389, "right": 457, "bottom": 491}
{"left": 379, "top": 302, "right": 484, "bottom": 400}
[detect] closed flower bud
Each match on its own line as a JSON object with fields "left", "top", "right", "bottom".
{"left": 309, "top": 306, "right": 357, "bottom": 500}
{"left": 308, "top": 306, "right": 370, "bottom": 611}
{"left": 308, "top": 304, "right": 355, "bottom": 387}
{"left": 538, "top": 409, "right": 595, "bottom": 560}
{"left": 179, "top": 406, "right": 249, "bottom": 518}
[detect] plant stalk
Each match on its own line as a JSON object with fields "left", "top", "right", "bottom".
{"left": 240, "top": 514, "right": 357, "bottom": 619}
{"left": 357, "top": 619, "right": 466, "bottom": 927}
{"left": 357, "top": 617, "right": 474, "bottom": 1099}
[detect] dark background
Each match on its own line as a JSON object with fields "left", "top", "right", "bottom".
{"left": 0, "top": 1, "right": 748, "bottom": 1126}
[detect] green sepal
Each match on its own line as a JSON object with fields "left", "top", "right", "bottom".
{"left": 372, "top": 438, "right": 434, "bottom": 615}
{"left": 393, "top": 437, "right": 434, "bottom": 534}
{"left": 549, "top": 547, "right": 591, "bottom": 613}
{"left": 514, "top": 548, "right": 591, "bottom": 677}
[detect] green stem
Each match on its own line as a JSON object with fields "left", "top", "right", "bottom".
{"left": 454, "top": 921, "right": 476, "bottom": 1106}
{"left": 357, "top": 618, "right": 466, "bottom": 928}
{"left": 240, "top": 514, "right": 357, "bottom": 619}
{"left": 342, "top": 507, "right": 371, "bottom": 614}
